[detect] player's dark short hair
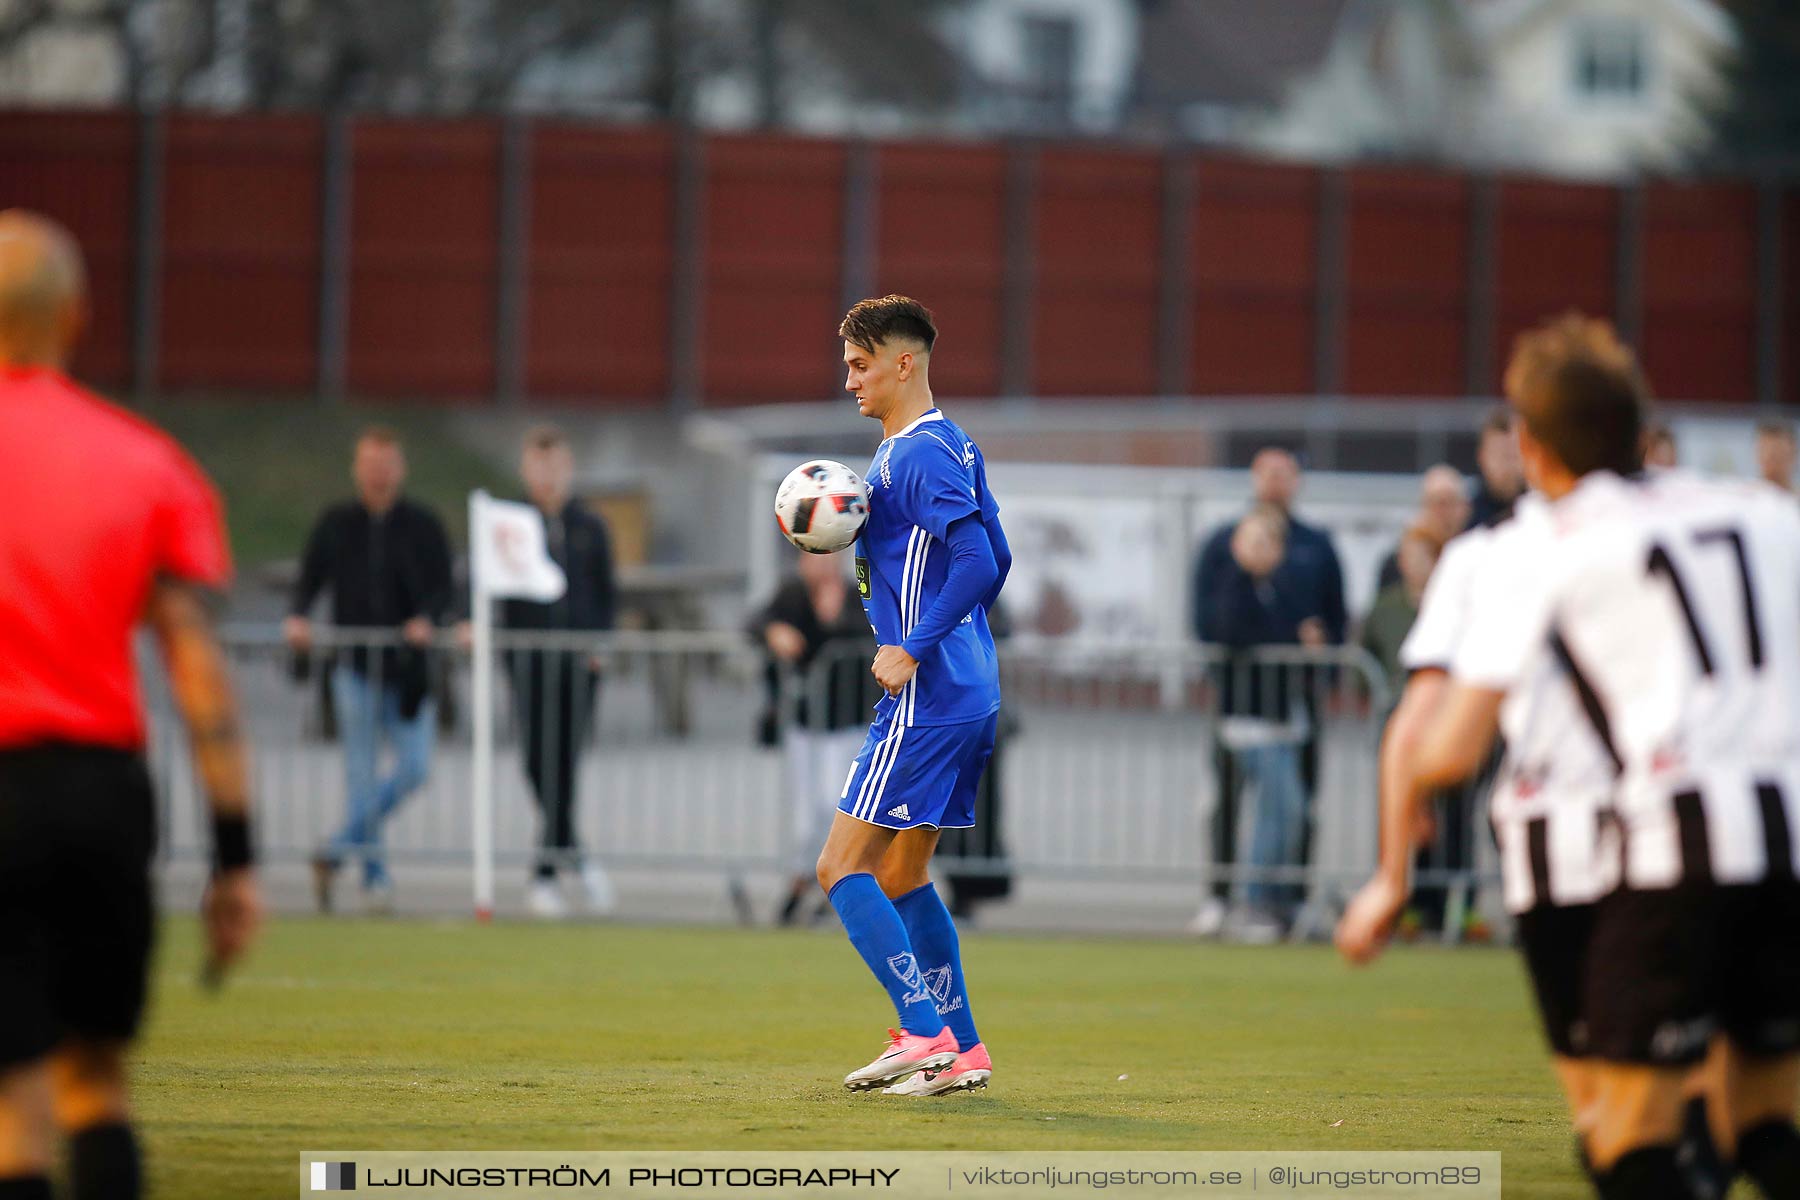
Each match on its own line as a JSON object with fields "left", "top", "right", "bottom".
{"left": 1504, "top": 313, "right": 1648, "bottom": 478}
{"left": 523, "top": 423, "right": 568, "bottom": 453}
{"left": 839, "top": 295, "right": 937, "bottom": 354}
{"left": 1756, "top": 419, "right": 1796, "bottom": 444}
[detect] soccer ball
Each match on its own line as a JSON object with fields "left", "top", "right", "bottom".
{"left": 774, "top": 459, "right": 869, "bottom": 554}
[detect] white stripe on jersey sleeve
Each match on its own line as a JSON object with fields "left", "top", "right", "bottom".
{"left": 905, "top": 526, "right": 929, "bottom": 725}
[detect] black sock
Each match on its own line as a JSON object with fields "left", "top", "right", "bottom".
{"left": 1676, "top": 1095, "right": 1732, "bottom": 1200}
{"left": 0, "top": 1177, "right": 53, "bottom": 1200}
{"left": 70, "top": 1121, "right": 140, "bottom": 1200}
{"left": 1595, "top": 1145, "right": 1692, "bottom": 1200}
{"left": 1738, "top": 1120, "right": 1800, "bottom": 1198}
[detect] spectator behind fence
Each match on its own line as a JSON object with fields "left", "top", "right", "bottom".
{"left": 1466, "top": 406, "right": 1524, "bottom": 528}
{"left": 1191, "top": 448, "right": 1345, "bottom": 941}
{"left": 1359, "top": 525, "right": 1444, "bottom": 711}
{"left": 1757, "top": 419, "right": 1796, "bottom": 494}
{"left": 1195, "top": 505, "right": 1321, "bottom": 943}
{"left": 1373, "top": 465, "right": 1467, "bottom": 593}
{"left": 499, "top": 425, "right": 619, "bottom": 920}
{"left": 1643, "top": 418, "right": 1677, "bottom": 468}
{"left": 750, "top": 549, "right": 877, "bottom": 926}
{"left": 288, "top": 427, "right": 452, "bottom": 915}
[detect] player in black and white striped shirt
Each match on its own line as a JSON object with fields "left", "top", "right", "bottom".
{"left": 1338, "top": 489, "right": 1636, "bottom": 1188}
{"left": 1384, "top": 315, "right": 1800, "bottom": 1198}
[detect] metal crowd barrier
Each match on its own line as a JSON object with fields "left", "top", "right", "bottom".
{"left": 142, "top": 627, "right": 1499, "bottom": 929}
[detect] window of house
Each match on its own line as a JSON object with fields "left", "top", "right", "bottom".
{"left": 1572, "top": 17, "right": 1649, "bottom": 101}
{"left": 1020, "top": 14, "right": 1077, "bottom": 122}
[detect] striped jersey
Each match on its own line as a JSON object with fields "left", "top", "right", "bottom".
{"left": 856, "top": 408, "right": 1001, "bottom": 727}
{"left": 1405, "top": 504, "right": 1618, "bottom": 912}
{"left": 1454, "top": 470, "right": 1800, "bottom": 891}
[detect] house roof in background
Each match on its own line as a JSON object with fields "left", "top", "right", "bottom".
{"left": 1136, "top": 0, "right": 1350, "bottom": 108}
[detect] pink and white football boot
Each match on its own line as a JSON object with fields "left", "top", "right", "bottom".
{"left": 842, "top": 1026, "right": 958, "bottom": 1091}
{"left": 882, "top": 1042, "right": 993, "bottom": 1096}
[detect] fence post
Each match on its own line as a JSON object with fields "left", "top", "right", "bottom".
{"left": 1001, "top": 140, "right": 1037, "bottom": 398}
{"left": 837, "top": 139, "right": 879, "bottom": 390}
{"left": 131, "top": 107, "right": 166, "bottom": 401}
{"left": 1157, "top": 146, "right": 1195, "bottom": 399}
{"left": 1314, "top": 167, "right": 1347, "bottom": 399}
{"left": 1465, "top": 174, "right": 1499, "bottom": 396}
{"left": 317, "top": 108, "right": 353, "bottom": 404}
{"left": 1757, "top": 177, "right": 1785, "bottom": 411}
{"left": 668, "top": 122, "right": 706, "bottom": 413}
{"left": 495, "top": 114, "right": 532, "bottom": 407}
{"left": 1615, "top": 180, "right": 1645, "bottom": 351}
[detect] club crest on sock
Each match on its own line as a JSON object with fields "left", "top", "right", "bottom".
{"left": 886, "top": 952, "right": 932, "bottom": 1007}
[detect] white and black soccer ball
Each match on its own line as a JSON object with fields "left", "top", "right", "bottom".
{"left": 774, "top": 459, "right": 870, "bottom": 554}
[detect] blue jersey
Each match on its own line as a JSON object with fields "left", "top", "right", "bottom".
{"left": 857, "top": 409, "right": 1002, "bottom": 728}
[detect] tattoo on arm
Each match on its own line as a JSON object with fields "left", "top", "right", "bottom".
{"left": 147, "top": 578, "right": 250, "bottom": 817}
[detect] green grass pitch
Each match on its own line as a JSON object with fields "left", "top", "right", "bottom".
{"left": 135, "top": 916, "right": 1588, "bottom": 1197}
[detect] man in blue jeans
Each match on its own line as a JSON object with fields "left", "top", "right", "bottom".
{"left": 286, "top": 428, "right": 453, "bottom": 914}
{"left": 1197, "top": 504, "right": 1319, "bottom": 942}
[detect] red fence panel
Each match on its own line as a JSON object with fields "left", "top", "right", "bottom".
{"left": 1, "top": 111, "right": 1784, "bottom": 407}
{"left": 0, "top": 111, "right": 136, "bottom": 388}
{"left": 1032, "top": 146, "right": 1161, "bottom": 396}
{"left": 1344, "top": 169, "right": 1470, "bottom": 396}
{"left": 1642, "top": 182, "right": 1757, "bottom": 405}
{"left": 527, "top": 124, "right": 674, "bottom": 403}
{"left": 160, "top": 114, "right": 321, "bottom": 391}
{"left": 873, "top": 142, "right": 1007, "bottom": 398}
{"left": 1190, "top": 157, "right": 1319, "bottom": 395}
{"left": 1493, "top": 179, "right": 1618, "bottom": 382}
{"left": 347, "top": 120, "right": 499, "bottom": 399}
{"left": 701, "top": 134, "right": 844, "bottom": 405}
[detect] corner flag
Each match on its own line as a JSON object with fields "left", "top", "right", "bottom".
{"left": 466, "top": 490, "right": 566, "bottom": 920}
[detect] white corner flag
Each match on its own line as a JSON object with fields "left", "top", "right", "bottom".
{"left": 467, "top": 491, "right": 568, "bottom": 920}
{"left": 471, "top": 490, "right": 568, "bottom": 602}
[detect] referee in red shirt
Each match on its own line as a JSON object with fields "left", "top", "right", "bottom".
{"left": 0, "top": 210, "right": 262, "bottom": 1200}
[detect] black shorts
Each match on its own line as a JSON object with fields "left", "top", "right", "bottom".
{"left": 0, "top": 743, "right": 157, "bottom": 1068}
{"left": 1515, "top": 902, "right": 1597, "bottom": 1058}
{"left": 1582, "top": 881, "right": 1800, "bottom": 1066}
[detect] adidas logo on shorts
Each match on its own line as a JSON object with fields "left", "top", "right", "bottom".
{"left": 887, "top": 804, "right": 910, "bottom": 821}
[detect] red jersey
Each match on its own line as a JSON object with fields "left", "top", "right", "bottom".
{"left": 0, "top": 366, "right": 231, "bottom": 750}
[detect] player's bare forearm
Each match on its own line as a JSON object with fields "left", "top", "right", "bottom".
{"left": 1411, "top": 682, "right": 1503, "bottom": 795}
{"left": 1374, "top": 672, "right": 1446, "bottom": 884}
{"left": 146, "top": 579, "right": 250, "bottom": 819}
{"left": 1336, "top": 674, "right": 1444, "bottom": 965}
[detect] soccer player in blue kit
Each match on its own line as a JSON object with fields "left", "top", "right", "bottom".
{"left": 816, "top": 296, "right": 1012, "bottom": 1096}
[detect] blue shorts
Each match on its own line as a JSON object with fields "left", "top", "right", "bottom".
{"left": 838, "top": 711, "right": 998, "bottom": 831}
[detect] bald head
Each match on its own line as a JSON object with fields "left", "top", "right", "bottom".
{"left": 1418, "top": 464, "right": 1471, "bottom": 540}
{"left": 0, "top": 209, "right": 87, "bottom": 369}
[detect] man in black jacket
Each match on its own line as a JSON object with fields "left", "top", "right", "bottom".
{"left": 1467, "top": 406, "right": 1524, "bottom": 529}
{"left": 502, "top": 426, "right": 618, "bottom": 918}
{"left": 286, "top": 427, "right": 452, "bottom": 914}
{"left": 1189, "top": 448, "right": 1346, "bottom": 939}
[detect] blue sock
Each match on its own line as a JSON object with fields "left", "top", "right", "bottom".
{"left": 892, "top": 882, "right": 980, "bottom": 1050}
{"left": 827, "top": 873, "right": 944, "bottom": 1035}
